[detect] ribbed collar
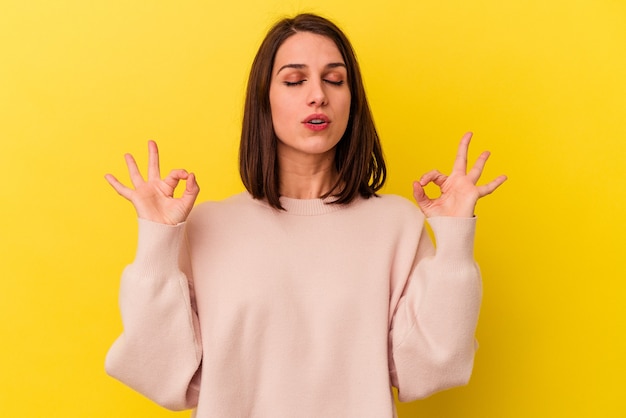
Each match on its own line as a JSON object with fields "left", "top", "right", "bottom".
{"left": 245, "top": 192, "right": 348, "bottom": 216}
{"left": 278, "top": 195, "right": 345, "bottom": 216}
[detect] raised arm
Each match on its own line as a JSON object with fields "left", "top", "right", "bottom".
{"left": 390, "top": 133, "right": 506, "bottom": 400}
{"left": 104, "top": 141, "right": 202, "bottom": 410}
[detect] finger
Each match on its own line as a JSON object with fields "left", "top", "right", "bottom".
{"left": 467, "top": 150, "right": 491, "bottom": 184}
{"left": 147, "top": 140, "right": 161, "bottom": 181}
{"left": 419, "top": 170, "right": 447, "bottom": 187}
{"left": 452, "top": 132, "right": 473, "bottom": 174}
{"left": 104, "top": 173, "right": 133, "bottom": 200}
{"left": 124, "top": 153, "right": 145, "bottom": 187}
{"left": 477, "top": 174, "right": 508, "bottom": 197}
{"left": 163, "top": 169, "right": 189, "bottom": 190}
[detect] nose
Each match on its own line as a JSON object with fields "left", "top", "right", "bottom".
{"left": 307, "top": 80, "right": 328, "bottom": 107}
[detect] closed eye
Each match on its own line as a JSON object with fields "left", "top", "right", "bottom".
{"left": 284, "top": 80, "right": 306, "bottom": 86}
{"left": 283, "top": 79, "right": 344, "bottom": 87}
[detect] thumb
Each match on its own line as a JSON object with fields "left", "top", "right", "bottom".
{"left": 180, "top": 173, "right": 200, "bottom": 207}
{"left": 412, "top": 181, "right": 431, "bottom": 209}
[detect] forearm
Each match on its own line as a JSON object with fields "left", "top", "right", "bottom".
{"left": 105, "top": 219, "right": 202, "bottom": 410}
{"left": 391, "top": 217, "right": 482, "bottom": 401}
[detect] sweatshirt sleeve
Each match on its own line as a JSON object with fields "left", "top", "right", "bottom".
{"left": 389, "top": 216, "right": 482, "bottom": 402}
{"left": 105, "top": 218, "right": 202, "bottom": 411}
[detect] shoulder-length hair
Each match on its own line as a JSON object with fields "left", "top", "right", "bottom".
{"left": 239, "top": 13, "right": 386, "bottom": 210}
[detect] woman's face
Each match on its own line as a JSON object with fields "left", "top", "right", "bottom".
{"left": 269, "top": 32, "right": 351, "bottom": 163}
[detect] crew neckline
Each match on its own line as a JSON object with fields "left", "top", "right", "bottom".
{"left": 278, "top": 195, "right": 345, "bottom": 216}
{"left": 244, "top": 192, "right": 349, "bottom": 216}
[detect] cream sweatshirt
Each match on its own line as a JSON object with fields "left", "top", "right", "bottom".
{"left": 105, "top": 192, "right": 482, "bottom": 418}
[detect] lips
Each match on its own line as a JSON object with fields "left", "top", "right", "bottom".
{"left": 302, "top": 114, "right": 330, "bottom": 125}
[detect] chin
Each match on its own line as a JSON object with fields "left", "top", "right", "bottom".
{"left": 279, "top": 136, "right": 340, "bottom": 158}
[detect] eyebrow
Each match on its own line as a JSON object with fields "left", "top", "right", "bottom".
{"left": 276, "top": 62, "right": 346, "bottom": 75}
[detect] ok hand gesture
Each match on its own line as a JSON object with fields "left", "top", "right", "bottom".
{"left": 105, "top": 141, "right": 200, "bottom": 225}
{"left": 413, "top": 132, "right": 507, "bottom": 218}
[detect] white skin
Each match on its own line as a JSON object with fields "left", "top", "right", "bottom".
{"left": 269, "top": 32, "right": 350, "bottom": 199}
{"left": 105, "top": 33, "right": 506, "bottom": 223}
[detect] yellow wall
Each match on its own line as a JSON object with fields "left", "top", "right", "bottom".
{"left": 1, "top": 0, "right": 624, "bottom": 416}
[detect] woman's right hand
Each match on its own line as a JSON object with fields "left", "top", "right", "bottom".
{"left": 105, "top": 140, "right": 200, "bottom": 225}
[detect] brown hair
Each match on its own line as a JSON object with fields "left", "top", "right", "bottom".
{"left": 239, "top": 13, "right": 386, "bottom": 210}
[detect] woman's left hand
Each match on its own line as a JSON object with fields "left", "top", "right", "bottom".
{"left": 413, "top": 132, "right": 507, "bottom": 218}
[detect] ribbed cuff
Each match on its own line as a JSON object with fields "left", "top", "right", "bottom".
{"left": 131, "top": 218, "right": 186, "bottom": 277}
{"left": 427, "top": 216, "right": 477, "bottom": 262}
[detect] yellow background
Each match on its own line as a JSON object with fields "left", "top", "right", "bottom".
{"left": 1, "top": 0, "right": 624, "bottom": 416}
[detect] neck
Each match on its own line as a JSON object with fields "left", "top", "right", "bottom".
{"left": 278, "top": 152, "right": 340, "bottom": 200}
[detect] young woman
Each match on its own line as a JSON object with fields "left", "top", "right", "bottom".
{"left": 104, "top": 13, "right": 506, "bottom": 418}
